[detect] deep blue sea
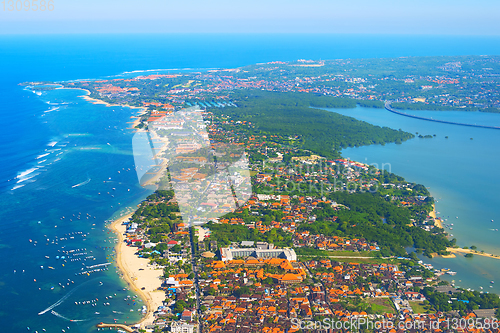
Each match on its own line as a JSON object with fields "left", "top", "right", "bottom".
{"left": 1, "top": 34, "right": 500, "bottom": 332}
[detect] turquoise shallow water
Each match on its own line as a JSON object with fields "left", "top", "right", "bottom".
{"left": 0, "top": 88, "right": 153, "bottom": 332}
{"left": 327, "top": 106, "right": 500, "bottom": 293}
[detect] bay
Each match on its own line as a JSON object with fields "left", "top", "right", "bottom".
{"left": 328, "top": 106, "right": 500, "bottom": 293}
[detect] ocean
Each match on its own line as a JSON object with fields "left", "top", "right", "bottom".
{"left": 0, "top": 34, "right": 500, "bottom": 332}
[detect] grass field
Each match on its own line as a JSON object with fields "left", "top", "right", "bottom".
{"left": 366, "top": 298, "right": 396, "bottom": 315}
{"left": 409, "top": 301, "right": 433, "bottom": 314}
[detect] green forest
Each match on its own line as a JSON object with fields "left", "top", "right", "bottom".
{"left": 296, "top": 192, "right": 452, "bottom": 257}
{"left": 213, "top": 90, "right": 414, "bottom": 159}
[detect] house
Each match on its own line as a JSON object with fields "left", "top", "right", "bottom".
{"left": 181, "top": 310, "right": 193, "bottom": 321}
{"left": 167, "top": 240, "right": 179, "bottom": 248}
{"left": 126, "top": 222, "right": 138, "bottom": 233}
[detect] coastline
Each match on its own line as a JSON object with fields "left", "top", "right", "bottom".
{"left": 429, "top": 203, "right": 444, "bottom": 229}
{"left": 446, "top": 247, "right": 500, "bottom": 260}
{"left": 429, "top": 204, "right": 457, "bottom": 258}
{"left": 69, "top": 86, "right": 163, "bottom": 327}
{"left": 109, "top": 213, "right": 165, "bottom": 328}
{"left": 57, "top": 87, "right": 147, "bottom": 129}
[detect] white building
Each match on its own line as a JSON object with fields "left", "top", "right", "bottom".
{"left": 220, "top": 247, "right": 297, "bottom": 262}
{"left": 171, "top": 321, "right": 196, "bottom": 333}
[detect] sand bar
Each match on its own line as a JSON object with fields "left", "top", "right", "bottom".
{"left": 446, "top": 247, "right": 500, "bottom": 260}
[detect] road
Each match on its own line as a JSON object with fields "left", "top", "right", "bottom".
{"left": 190, "top": 226, "right": 202, "bottom": 333}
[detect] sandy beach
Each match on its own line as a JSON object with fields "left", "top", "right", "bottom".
{"left": 67, "top": 86, "right": 165, "bottom": 327}
{"left": 428, "top": 204, "right": 457, "bottom": 258}
{"left": 68, "top": 87, "right": 167, "bottom": 328}
{"left": 110, "top": 214, "right": 165, "bottom": 328}
{"left": 429, "top": 203, "right": 444, "bottom": 229}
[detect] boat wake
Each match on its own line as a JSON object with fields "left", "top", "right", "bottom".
{"left": 51, "top": 310, "right": 89, "bottom": 322}
{"left": 38, "top": 286, "right": 79, "bottom": 315}
{"left": 39, "top": 279, "right": 97, "bottom": 318}
{"left": 44, "top": 106, "right": 60, "bottom": 113}
{"left": 72, "top": 177, "right": 91, "bottom": 188}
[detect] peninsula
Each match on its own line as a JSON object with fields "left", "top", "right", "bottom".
{"left": 27, "top": 55, "right": 500, "bottom": 332}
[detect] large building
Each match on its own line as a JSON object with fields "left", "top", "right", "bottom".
{"left": 220, "top": 246, "right": 297, "bottom": 262}
{"left": 171, "top": 322, "right": 197, "bottom": 333}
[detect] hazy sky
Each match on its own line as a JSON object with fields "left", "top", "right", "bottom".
{"left": 1, "top": 0, "right": 499, "bottom": 34}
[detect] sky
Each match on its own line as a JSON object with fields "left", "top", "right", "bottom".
{"left": 0, "top": 0, "right": 499, "bottom": 35}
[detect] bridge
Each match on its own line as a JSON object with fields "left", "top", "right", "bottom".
{"left": 384, "top": 101, "right": 500, "bottom": 130}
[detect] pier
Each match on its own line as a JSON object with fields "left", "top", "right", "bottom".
{"left": 96, "top": 322, "right": 135, "bottom": 332}
{"left": 384, "top": 102, "right": 500, "bottom": 130}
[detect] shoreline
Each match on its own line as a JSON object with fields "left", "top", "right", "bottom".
{"left": 109, "top": 213, "right": 165, "bottom": 328}
{"left": 57, "top": 87, "right": 147, "bottom": 129}
{"left": 429, "top": 203, "right": 457, "bottom": 258}
{"left": 429, "top": 203, "right": 444, "bottom": 229}
{"left": 66, "top": 85, "right": 162, "bottom": 327}
{"left": 446, "top": 247, "right": 500, "bottom": 260}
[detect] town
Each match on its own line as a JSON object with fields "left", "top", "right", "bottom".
{"left": 29, "top": 56, "right": 500, "bottom": 332}
{"left": 109, "top": 106, "right": 498, "bottom": 332}
{"left": 58, "top": 55, "right": 500, "bottom": 113}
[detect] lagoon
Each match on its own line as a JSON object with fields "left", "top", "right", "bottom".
{"left": 327, "top": 106, "right": 500, "bottom": 292}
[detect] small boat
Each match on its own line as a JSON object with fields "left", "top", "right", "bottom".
{"left": 491, "top": 281, "right": 495, "bottom": 284}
